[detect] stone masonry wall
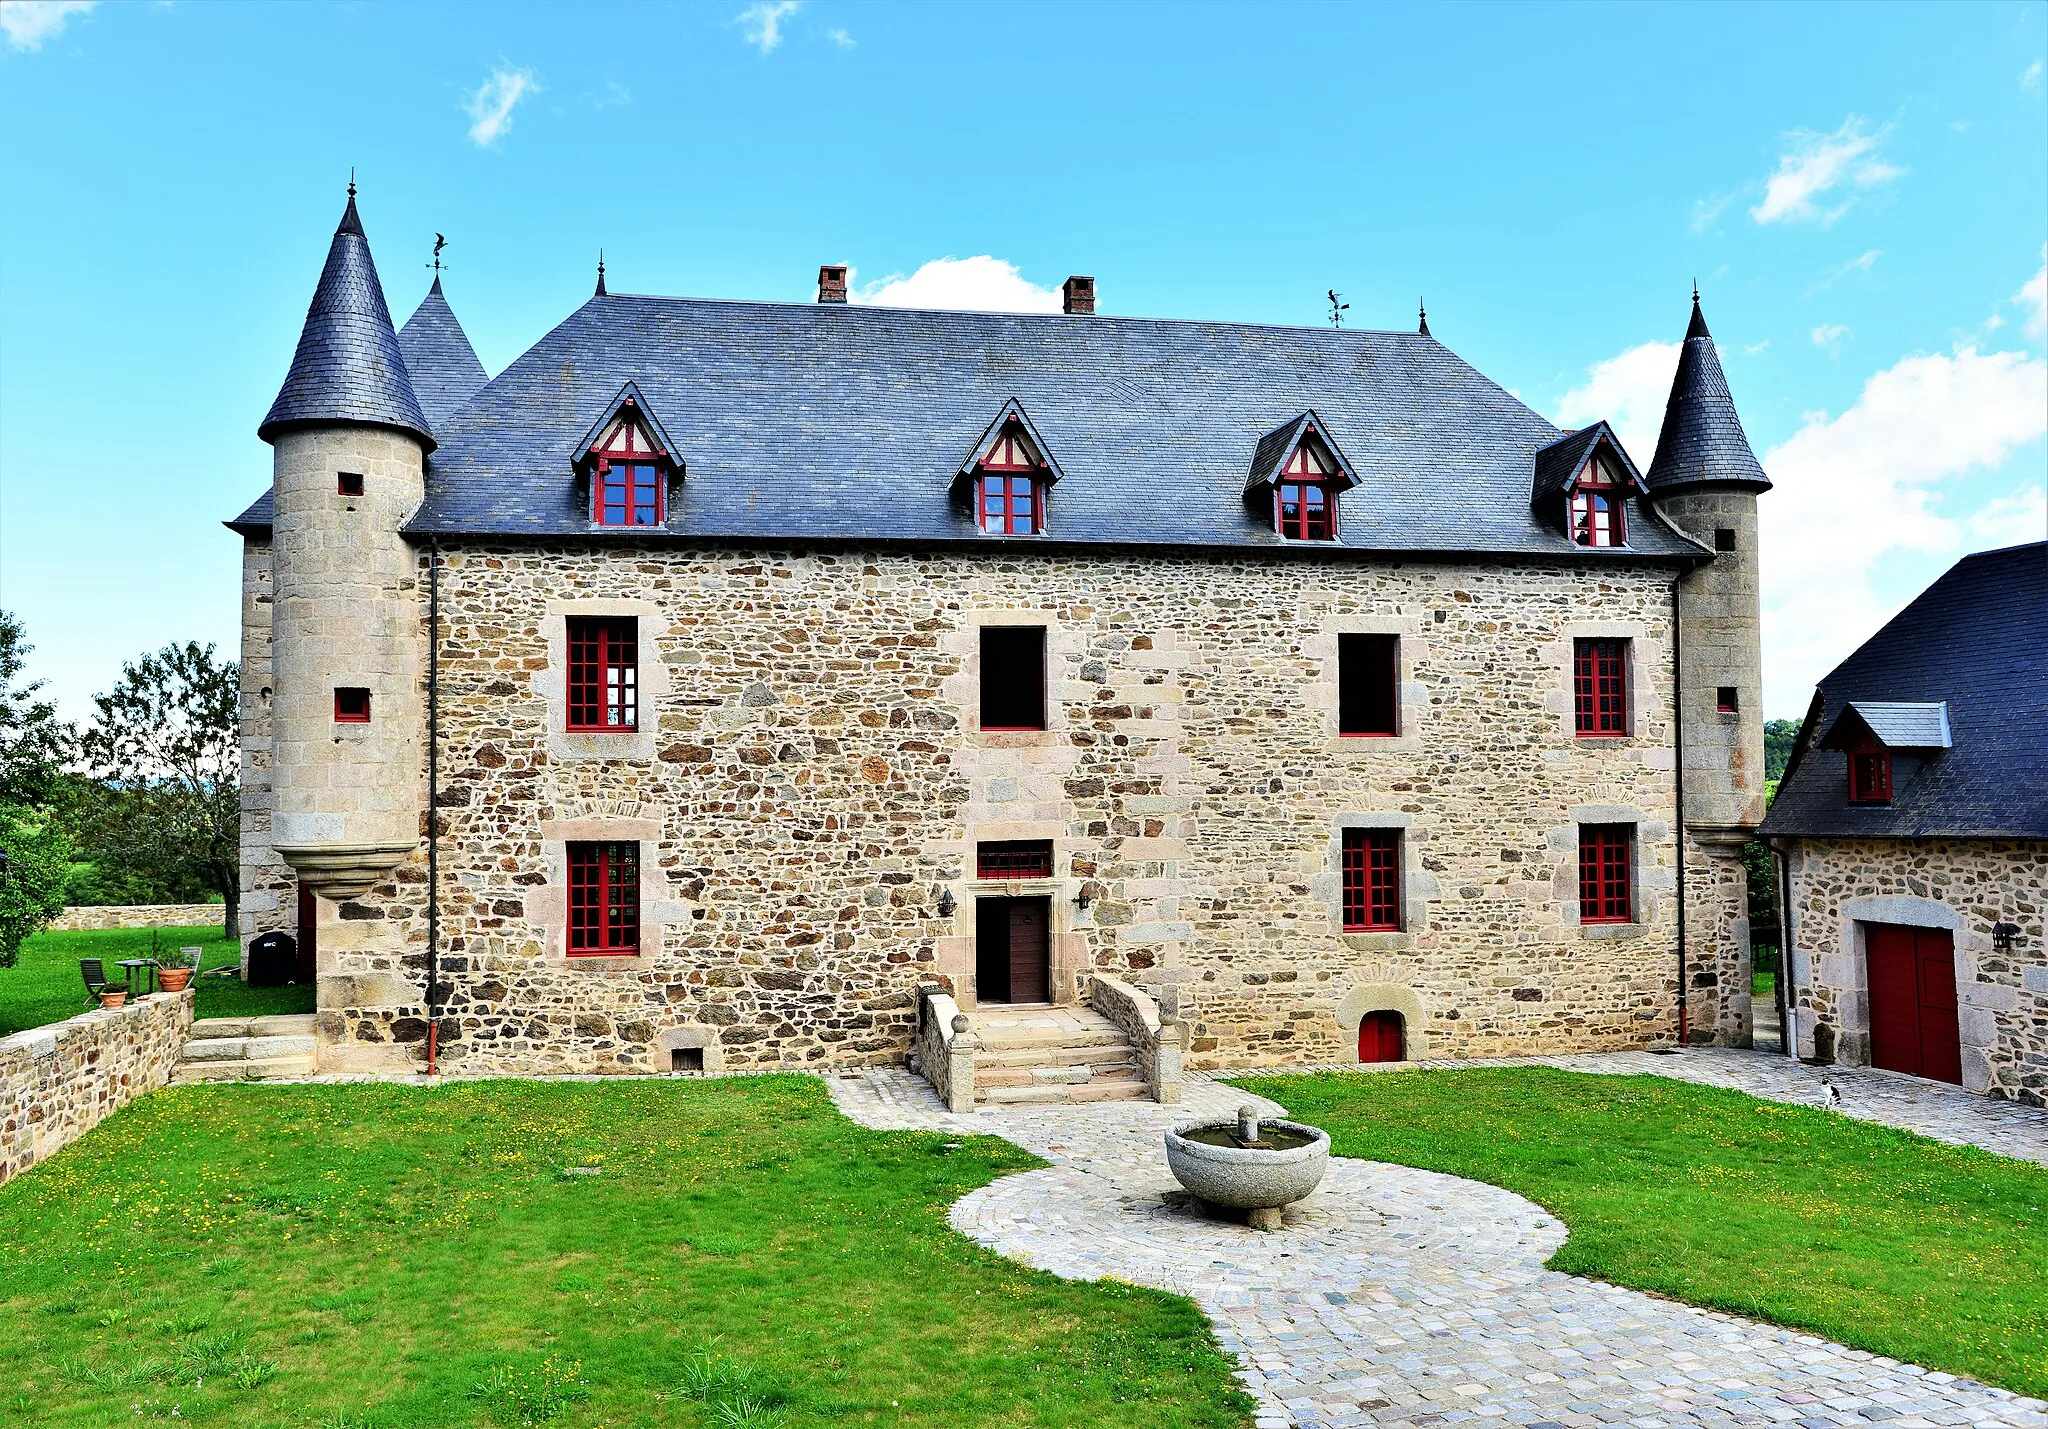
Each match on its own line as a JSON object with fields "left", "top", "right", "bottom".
{"left": 299, "top": 542, "right": 1696, "bottom": 1076}
{"left": 48, "top": 905, "right": 226, "bottom": 933}
{"left": 1784, "top": 836, "right": 2047, "bottom": 1103}
{"left": 238, "top": 537, "right": 298, "bottom": 970}
{"left": 0, "top": 990, "right": 193, "bottom": 1186}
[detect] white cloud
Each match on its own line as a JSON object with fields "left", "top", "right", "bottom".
{"left": 854, "top": 256, "right": 1062, "bottom": 314}
{"left": 1811, "top": 323, "right": 1850, "bottom": 350}
{"left": 1552, "top": 341, "right": 1681, "bottom": 472}
{"left": 2023, "top": 58, "right": 2044, "bottom": 90}
{"left": 1745, "top": 340, "right": 1772, "bottom": 357}
{"left": 1750, "top": 117, "right": 1904, "bottom": 226}
{"left": 1759, "top": 344, "right": 2048, "bottom": 710}
{"left": 1690, "top": 192, "right": 1737, "bottom": 233}
{"left": 1966, "top": 485, "right": 2047, "bottom": 545}
{"left": 1816, "top": 249, "right": 1882, "bottom": 288}
{"left": 734, "top": 1, "right": 800, "bottom": 53}
{"left": 464, "top": 64, "right": 538, "bottom": 147}
{"left": 1, "top": 0, "right": 95, "bottom": 51}
{"left": 826, "top": 26, "right": 854, "bottom": 48}
{"left": 2018, "top": 248, "right": 2047, "bottom": 341}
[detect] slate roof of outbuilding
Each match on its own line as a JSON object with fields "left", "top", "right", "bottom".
{"left": 1762, "top": 542, "right": 2048, "bottom": 840}
{"left": 396, "top": 277, "right": 489, "bottom": 429}
{"left": 1645, "top": 298, "right": 1771, "bottom": 493}
{"left": 257, "top": 194, "right": 432, "bottom": 451}
{"left": 1827, "top": 701, "right": 1953, "bottom": 750}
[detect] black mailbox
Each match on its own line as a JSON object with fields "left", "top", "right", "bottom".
{"left": 247, "top": 930, "right": 298, "bottom": 987}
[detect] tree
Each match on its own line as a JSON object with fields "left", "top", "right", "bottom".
{"left": 0, "top": 612, "right": 72, "bottom": 968}
{"left": 74, "top": 643, "right": 240, "bottom": 940}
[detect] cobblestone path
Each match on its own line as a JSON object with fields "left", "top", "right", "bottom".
{"left": 827, "top": 1067, "right": 2048, "bottom": 1429}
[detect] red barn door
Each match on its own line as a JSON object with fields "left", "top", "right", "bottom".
{"left": 1865, "top": 924, "right": 1961, "bottom": 1085}
{"left": 1358, "top": 1010, "right": 1405, "bottom": 1063}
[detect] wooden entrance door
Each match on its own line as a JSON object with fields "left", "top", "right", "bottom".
{"left": 975, "top": 896, "right": 1050, "bottom": 1004}
{"left": 295, "top": 883, "right": 319, "bottom": 983}
{"left": 1866, "top": 925, "right": 1961, "bottom": 1084}
{"left": 1358, "top": 1010, "right": 1405, "bottom": 1063}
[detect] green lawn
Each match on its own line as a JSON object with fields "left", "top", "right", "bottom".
{"left": 1753, "top": 968, "right": 1777, "bottom": 998}
{"left": 0, "top": 1076, "right": 1252, "bottom": 1428}
{"left": 1232, "top": 1066, "right": 2048, "bottom": 1398}
{"left": 0, "top": 925, "right": 314, "bottom": 1038}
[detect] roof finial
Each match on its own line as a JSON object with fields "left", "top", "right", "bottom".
{"left": 1417, "top": 297, "right": 1431, "bottom": 338}
{"left": 1326, "top": 288, "right": 1349, "bottom": 329}
{"left": 348, "top": 167, "right": 356, "bottom": 200}
{"left": 428, "top": 232, "right": 447, "bottom": 295}
{"left": 595, "top": 249, "right": 607, "bottom": 297}
{"left": 1692, "top": 277, "right": 1700, "bottom": 305}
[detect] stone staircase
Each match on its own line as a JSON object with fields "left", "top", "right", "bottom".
{"left": 972, "top": 1005, "right": 1148, "bottom": 1106}
{"left": 171, "top": 1014, "right": 318, "bottom": 1083}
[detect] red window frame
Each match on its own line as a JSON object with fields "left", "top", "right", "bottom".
{"left": 1573, "top": 638, "right": 1629, "bottom": 736}
{"left": 977, "top": 841, "right": 1055, "bottom": 880}
{"left": 334, "top": 687, "right": 371, "bottom": 723}
{"left": 589, "top": 402, "right": 668, "bottom": 527}
{"left": 1570, "top": 457, "right": 1626, "bottom": 547}
{"left": 337, "top": 472, "right": 364, "bottom": 496}
{"left": 1341, "top": 828, "right": 1401, "bottom": 931}
{"left": 1848, "top": 742, "right": 1893, "bottom": 804}
{"left": 1276, "top": 482, "right": 1335, "bottom": 540}
{"left": 566, "top": 617, "right": 638, "bottom": 731}
{"left": 976, "top": 425, "right": 1044, "bottom": 535}
{"left": 568, "top": 841, "right": 640, "bottom": 955}
{"left": 1716, "top": 686, "right": 1739, "bottom": 713}
{"left": 1578, "top": 824, "right": 1633, "bottom": 925}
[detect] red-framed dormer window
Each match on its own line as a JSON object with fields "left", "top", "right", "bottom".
{"left": 1341, "top": 828, "right": 1401, "bottom": 931}
{"left": 590, "top": 402, "right": 666, "bottom": 527}
{"left": 1848, "top": 739, "right": 1893, "bottom": 804}
{"left": 1276, "top": 440, "right": 1337, "bottom": 540}
{"left": 568, "top": 841, "right": 640, "bottom": 955}
{"left": 1570, "top": 455, "right": 1626, "bottom": 547}
{"left": 566, "top": 617, "right": 638, "bottom": 731}
{"left": 1578, "top": 823, "right": 1634, "bottom": 924}
{"left": 977, "top": 425, "right": 1044, "bottom": 535}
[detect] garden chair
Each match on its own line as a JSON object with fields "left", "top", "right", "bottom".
{"left": 79, "top": 959, "right": 112, "bottom": 1004}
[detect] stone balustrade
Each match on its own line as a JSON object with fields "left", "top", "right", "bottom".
{"left": 1089, "top": 973, "right": 1183, "bottom": 1104}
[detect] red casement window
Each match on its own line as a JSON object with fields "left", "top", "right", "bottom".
{"left": 977, "top": 840, "right": 1055, "bottom": 880}
{"left": 594, "top": 461, "right": 662, "bottom": 527}
{"left": 977, "top": 426, "right": 1043, "bottom": 535}
{"left": 1570, "top": 457, "right": 1625, "bottom": 547}
{"left": 1572, "top": 638, "right": 1629, "bottom": 736}
{"left": 1578, "top": 824, "right": 1634, "bottom": 924}
{"left": 1275, "top": 441, "right": 1337, "bottom": 541}
{"left": 334, "top": 687, "right": 371, "bottom": 723}
{"left": 1338, "top": 633, "right": 1398, "bottom": 736}
{"left": 566, "top": 617, "right": 638, "bottom": 731}
{"left": 567, "top": 841, "right": 640, "bottom": 955}
{"left": 1848, "top": 744, "right": 1893, "bottom": 804}
{"left": 1341, "top": 829, "right": 1401, "bottom": 932}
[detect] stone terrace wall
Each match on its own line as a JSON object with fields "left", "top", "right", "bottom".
{"left": 297, "top": 541, "right": 1695, "bottom": 1077}
{"left": 48, "top": 905, "right": 225, "bottom": 933}
{"left": 0, "top": 990, "right": 193, "bottom": 1185}
{"left": 1785, "top": 836, "right": 2046, "bottom": 1103}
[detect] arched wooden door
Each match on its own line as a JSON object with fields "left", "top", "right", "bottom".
{"left": 1358, "top": 1010, "right": 1405, "bottom": 1063}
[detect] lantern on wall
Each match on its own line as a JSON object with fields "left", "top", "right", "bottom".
{"left": 1992, "top": 922, "right": 2021, "bottom": 955}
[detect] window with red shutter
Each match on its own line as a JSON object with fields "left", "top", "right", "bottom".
{"left": 1569, "top": 454, "right": 1626, "bottom": 547}
{"left": 1341, "top": 829, "right": 1401, "bottom": 931}
{"left": 568, "top": 841, "right": 640, "bottom": 954}
{"left": 1274, "top": 437, "right": 1338, "bottom": 540}
{"left": 977, "top": 841, "right": 1055, "bottom": 879}
{"left": 566, "top": 617, "right": 638, "bottom": 731}
{"left": 1578, "top": 824, "right": 1634, "bottom": 924}
{"left": 1572, "top": 638, "right": 1629, "bottom": 736}
{"left": 1848, "top": 743, "right": 1893, "bottom": 804}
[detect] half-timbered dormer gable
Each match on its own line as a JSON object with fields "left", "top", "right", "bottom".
{"left": 958, "top": 399, "right": 1063, "bottom": 536}
{"left": 572, "top": 382, "right": 681, "bottom": 528}
{"left": 1531, "top": 422, "right": 1648, "bottom": 548}
{"left": 1244, "top": 412, "right": 1359, "bottom": 542}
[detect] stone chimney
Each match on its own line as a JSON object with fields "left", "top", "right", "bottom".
{"left": 1062, "top": 276, "right": 1096, "bottom": 315}
{"left": 817, "top": 264, "right": 849, "bottom": 304}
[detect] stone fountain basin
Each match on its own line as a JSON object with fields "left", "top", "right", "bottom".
{"left": 1164, "top": 1118, "right": 1331, "bottom": 1210}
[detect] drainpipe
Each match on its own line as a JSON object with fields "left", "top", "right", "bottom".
{"left": 426, "top": 541, "right": 441, "bottom": 1076}
{"left": 1671, "top": 574, "right": 1689, "bottom": 1047}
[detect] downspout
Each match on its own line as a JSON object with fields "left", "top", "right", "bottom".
{"left": 1670, "top": 573, "right": 1689, "bottom": 1047}
{"left": 426, "top": 541, "right": 441, "bottom": 1076}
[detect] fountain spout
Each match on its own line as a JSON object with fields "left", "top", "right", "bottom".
{"left": 1237, "top": 1105, "right": 1262, "bottom": 1148}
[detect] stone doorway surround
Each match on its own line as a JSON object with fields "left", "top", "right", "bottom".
{"left": 1810, "top": 894, "right": 1995, "bottom": 1092}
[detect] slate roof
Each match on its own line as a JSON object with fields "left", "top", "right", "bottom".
{"left": 257, "top": 193, "right": 432, "bottom": 451}
{"left": 960, "top": 399, "right": 1068, "bottom": 486}
{"left": 1529, "top": 422, "right": 1646, "bottom": 505}
{"left": 396, "top": 277, "right": 488, "bottom": 429}
{"left": 1645, "top": 298, "right": 1770, "bottom": 493}
{"left": 1243, "top": 411, "right": 1359, "bottom": 496}
{"left": 1762, "top": 542, "right": 2048, "bottom": 840}
{"left": 1826, "top": 701, "right": 1953, "bottom": 750}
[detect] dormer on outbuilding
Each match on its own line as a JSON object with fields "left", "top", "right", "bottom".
{"left": 572, "top": 382, "right": 682, "bottom": 528}
{"left": 1245, "top": 412, "right": 1359, "bottom": 542}
{"left": 958, "top": 399, "right": 1064, "bottom": 536}
{"left": 1531, "top": 423, "right": 1649, "bottom": 548}
{"left": 1819, "top": 701, "right": 1953, "bottom": 806}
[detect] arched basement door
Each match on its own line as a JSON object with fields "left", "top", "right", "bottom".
{"left": 1359, "top": 1010, "right": 1404, "bottom": 1063}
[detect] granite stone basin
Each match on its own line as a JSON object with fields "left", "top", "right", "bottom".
{"left": 1164, "top": 1107, "right": 1330, "bottom": 1227}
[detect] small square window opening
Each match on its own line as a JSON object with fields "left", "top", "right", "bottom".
{"left": 671, "top": 1047, "right": 705, "bottom": 1073}
{"left": 980, "top": 626, "right": 1047, "bottom": 731}
{"left": 1714, "top": 527, "right": 1737, "bottom": 552}
{"left": 337, "top": 472, "right": 364, "bottom": 496}
{"left": 978, "top": 840, "right": 1055, "bottom": 880}
{"left": 1716, "top": 686, "right": 1738, "bottom": 712}
{"left": 334, "top": 687, "right": 371, "bottom": 723}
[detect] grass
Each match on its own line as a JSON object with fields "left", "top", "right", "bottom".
{"left": 1232, "top": 1066, "right": 2048, "bottom": 1398}
{"left": 0, "top": 1075, "right": 1252, "bottom": 1427}
{"left": 0, "top": 925, "right": 314, "bottom": 1038}
{"left": 1753, "top": 969, "right": 1777, "bottom": 998}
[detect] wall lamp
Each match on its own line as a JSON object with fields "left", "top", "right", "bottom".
{"left": 1992, "top": 922, "right": 2020, "bottom": 955}
{"left": 937, "top": 889, "right": 957, "bottom": 917}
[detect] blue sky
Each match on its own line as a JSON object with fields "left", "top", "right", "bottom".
{"left": 2, "top": 0, "right": 2042, "bottom": 722}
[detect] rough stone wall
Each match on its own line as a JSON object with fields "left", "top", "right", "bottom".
{"left": 298, "top": 542, "right": 1698, "bottom": 1076}
{"left": 0, "top": 990, "right": 193, "bottom": 1186}
{"left": 236, "top": 536, "right": 297, "bottom": 969}
{"left": 1782, "top": 836, "right": 2047, "bottom": 1103}
{"left": 48, "top": 905, "right": 226, "bottom": 933}
{"left": 1680, "top": 841, "right": 1753, "bottom": 1047}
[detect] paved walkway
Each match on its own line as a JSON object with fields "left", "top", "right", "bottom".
{"left": 827, "top": 1066, "right": 2048, "bottom": 1429}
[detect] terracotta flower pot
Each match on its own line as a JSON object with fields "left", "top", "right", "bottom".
{"left": 158, "top": 968, "right": 193, "bottom": 993}
{"left": 98, "top": 990, "right": 129, "bottom": 1009}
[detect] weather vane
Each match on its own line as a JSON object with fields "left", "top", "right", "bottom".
{"left": 1327, "top": 289, "right": 1350, "bottom": 329}
{"left": 430, "top": 233, "right": 447, "bottom": 274}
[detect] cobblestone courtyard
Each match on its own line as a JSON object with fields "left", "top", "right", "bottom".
{"left": 829, "top": 1049, "right": 2048, "bottom": 1428}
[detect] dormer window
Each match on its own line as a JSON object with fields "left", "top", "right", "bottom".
{"left": 976, "top": 424, "right": 1045, "bottom": 535}
{"left": 1848, "top": 739, "right": 1893, "bottom": 804}
{"left": 1570, "top": 454, "right": 1626, "bottom": 547}
{"left": 1276, "top": 439, "right": 1338, "bottom": 541}
{"left": 573, "top": 383, "right": 681, "bottom": 529}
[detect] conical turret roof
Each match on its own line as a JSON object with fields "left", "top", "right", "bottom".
{"left": 1645, "top": 295, "right": 1769, "bottom": 492}
{"left": 259, "top": 191, "right": 433, "bottom": 449}
{"left": 398, "top": 275, "right": 489, "bottom": 428}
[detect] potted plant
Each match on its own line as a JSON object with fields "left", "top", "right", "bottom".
{"left": 98, "top": 985, "right": 129, "bottom": 1009}
{"left": 157, "top": 947, "right": 199, "bottom": 994}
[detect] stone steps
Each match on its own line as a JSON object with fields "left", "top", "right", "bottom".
{"left": 968, "top": 1005, "right": 1149, "bottom": 1106}
{"left": 979, "top": 1078, "right": 1150, "bottom": 1105}
{"left": 172, "top": 1015, "right": 318, "bottom": 1083}
{"left": 977, "top": 1059, "right": 1141, "bottom": 1088}
{"left": 977, "top": 1041, "right": 1136, "bottom": 1070}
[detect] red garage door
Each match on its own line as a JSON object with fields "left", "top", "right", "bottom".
{"left": 1865, "top": 925, "right": 1962, "bottom": 1085}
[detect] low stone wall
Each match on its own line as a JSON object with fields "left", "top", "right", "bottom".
{"left": 0, "top": 991, "right": 194, "bottom": 1185}
{"left": 47, "top": 905, "right": 225, "bottom": 933}
{"left": 1089, "top": 974, "right": 1183, "bottom": 1104}
{"left": 913, "top": 984, "right": 976, "bottom": 1113}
